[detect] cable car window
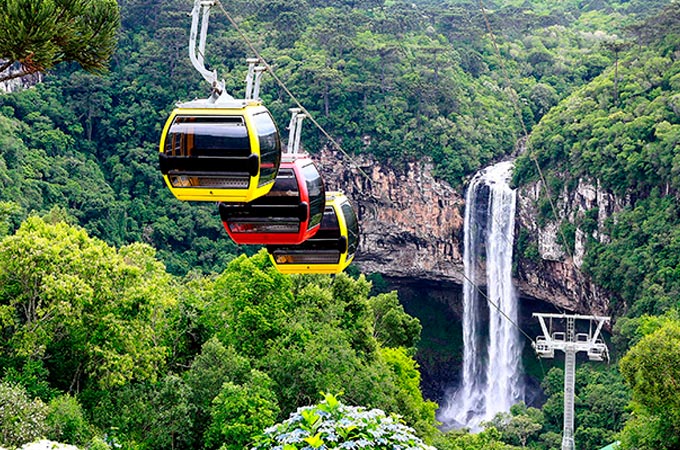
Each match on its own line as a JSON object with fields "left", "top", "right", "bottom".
{"left": 254, "top": 112, "right": 281, "bottom": 187}
{"left": 229, "top": 220, "right": 300, "bottom": 234}
{"left": 320, "top": 207, "right": 339, "bottom": 234}
{"left": 166, "top": 116, "right": 250, "bottom": 157}
{"left": 341, "top": 203, "right": 359, "bottom": 257}
{"left": 302, "top": 163, "right": 324, "bottom": 228}
{"left": 267, "top": 169, "right": 299, "bottom": 200}
{"left": 272, "top": 250, "right": 340, "bottom": 265}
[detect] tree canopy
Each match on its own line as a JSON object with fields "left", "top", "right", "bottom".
{"left": 0, "top": 0, "right": 120, "bottom": 82}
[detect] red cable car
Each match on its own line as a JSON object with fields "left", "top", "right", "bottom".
{"left": 219, "top": 155, "right": 325, "bottom": 245}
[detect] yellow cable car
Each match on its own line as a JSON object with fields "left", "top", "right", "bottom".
{"left": 267, "top": 192, "right": 359, "bottom": 274}
{"left": 158, "top": 99, "right": 281, "bottom": 202}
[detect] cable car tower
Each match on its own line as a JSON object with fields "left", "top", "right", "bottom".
{"left": 532, "top": 313, "right": 610, "bottom": 450}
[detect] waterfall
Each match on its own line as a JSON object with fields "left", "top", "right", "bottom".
{"left": 438, "top": 160, "right": 524, "bottom": 430}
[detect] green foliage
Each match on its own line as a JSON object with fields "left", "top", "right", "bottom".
{"left": 0, "top": 219, "right": 433, "bottom": 448}
{"left": 369, "top": 291, "right": 422, "bottom": 349}
{"left": 185, "top": 337, "right": 252, "bottom": 435}
{"left": 251, "top": 393, "right": 435, "bottom": 450}
{"left": 486, "top": 402, "right": 543, "bottom": 448}
{"left": 618, "top": 316, "right": 680, "bottom": 449}
{"left": 45, "top": 394, "right": 91, "bottom": 446}
{"left": 512, "top": 4, "right": 680, "bottom": 323}
{"left": 0, "top": 0, "right": 120, "bottom": 79}
{"left": 537, "top": 366, "right": 630, "bottom": 449}
{"left": 583, "top": 194, "right": 680, "bottom": 316}
{"left": 0, "top": 216, "right": 174, "bottom": 391}
{"left": 1, "top": 1, "right": 675, "bottom": 448}
{"left": 380, "top": 346, "right": 438, "bottom": 439}
{"left": 205, "top": 370, "right": 279, "bottom": 450}
{"left": 89, "top": 374, "right": 195, "bottom": 450}
{"left": 0, "top": 381, "right": 48, "bottom": 448}
{"left": 431, "top": 427, "right": 512, "bottom": 450}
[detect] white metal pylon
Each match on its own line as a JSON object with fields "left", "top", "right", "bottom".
{"left": 532, "top": 313, "right": 610, "bottom": 450}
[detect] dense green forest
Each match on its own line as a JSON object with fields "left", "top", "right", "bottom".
{"left": 512, "top": 1, "right": 680, "bottom": 448}
{"left": 0, "top": 0, "right": 663, "bottom": 275}
{"left": 1, "top": 0, "right": 680, "bottom": 449}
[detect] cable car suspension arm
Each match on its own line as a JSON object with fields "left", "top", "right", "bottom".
{"left": 189, "top": 0, "right": 231, "bottom": 101}
{"left": 286, "top": 108, "right": 306, "bottom": 156}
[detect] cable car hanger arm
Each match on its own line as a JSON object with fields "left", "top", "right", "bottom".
{"left": 189, "top": 0, "right": 231, "bottom": 101}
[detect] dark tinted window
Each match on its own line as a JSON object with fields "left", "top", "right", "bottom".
{"left": 249, "top": 168, "right": 299, "bottom": 208}
{"left": 165, "top": 116, "right": 250, "bottom": 157}
{"left": 267, "top": 169, "right": 299, "bottom": 200}
{"left": 302, "top": 163, "right": 325, "bottom": 229}
{"left": 341, "top": 202, "right": 359, "bottom": 257}
{"left": 319, "top": 206, "right": 340, "bottom": 235}
{"left": 254, "top": 111, "right": 281, "bottom": 186}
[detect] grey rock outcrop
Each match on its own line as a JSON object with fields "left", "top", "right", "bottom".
{"left": 317, "top": 148, "right": 465, "bottom": 283}
{"left": 317, "top": 147, "right": 618, "bottom": 315}
{"left": 515, "top": 177, "right": 626, "bottom": 315}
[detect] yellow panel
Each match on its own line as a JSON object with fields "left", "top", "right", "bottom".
{"left": 267, "top": 259, "right": 351, "bottom": 274}
{"left": 268, "top": 193, "right": 355, "bottom": 274}
{"left": 158, "top": 105, "right": 277, "bottom": 202}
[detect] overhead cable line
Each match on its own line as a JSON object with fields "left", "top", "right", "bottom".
{"left": 476, "top": 0, "right": 581, "bottom": 284}
{"left": 213, "top": 0, "right": 539, "bottom": 346}
{"left": 475, "top": 0, "right": 599, "bottom": 318}
{"left": 213, "top": 0, "right": 372, "bottom": 184}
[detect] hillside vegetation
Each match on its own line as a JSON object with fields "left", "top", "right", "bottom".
{"left": 1, "top": 0, "right": 679, "bottom": 449}
{"left": 513, "top": 2, "right": 680, "bottom": 448}
{"left": 0, "top": 0, "right": 661, "bottom": 274}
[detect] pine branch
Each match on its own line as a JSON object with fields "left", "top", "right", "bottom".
{"left": 0, "top": 66, "right": 37, "bottom": 83}
{"left": 0, "top": 60, "right": 13, "bottom": 74}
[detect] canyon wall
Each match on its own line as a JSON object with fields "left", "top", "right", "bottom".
{"left": 318, "top": 148, "right": 618, "bottom": 315}
{"left": 0, "top": 63, "right": 41, "bottom": 94}
{"left": 515, "top": 177, "right": 626, "bottom": 315}
{"left": 318, "top": 148, "right": 466, "bottom": 283}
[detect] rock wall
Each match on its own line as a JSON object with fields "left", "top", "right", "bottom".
{"left": 0, "top": 62, "right": 41, "bottom": 94}
{"left": 515, "top": 177, "right": 626, "bottom": 315}
{"left": 317, "top": 148, "right": 465, "bottom": 283}
{"left": 317, "top": 147, "right": 620, "bottom": 315}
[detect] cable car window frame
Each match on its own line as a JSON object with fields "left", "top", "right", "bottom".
{"left": 265, "top": 168, "right": 300, "bottom": 203}
{"left": 341, "top": 202, "right": 359, "bottom": 258}
{"left": 316, "top": 207, "right": 340, "bottom": 238}
{"left": 271, "top": 250, "right": 341, "bottom": 265}
{"left": 302, "top": 162, "right": 324, "bottom": 230}
{"left": 228, "top": 219, "right": 301, "bottom": 234}
{"left": 253, "top": 111, "right": 281, "bottom": 187}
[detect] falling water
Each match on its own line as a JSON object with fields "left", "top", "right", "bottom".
{"left": 438, "top": 160, "right": 524, "bottom": 430}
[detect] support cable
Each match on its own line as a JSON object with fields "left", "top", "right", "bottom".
{"left": 214, "top": 0, "right": 372, "bottom": 183}
{"left": 476, "top": 0, "right": 592, "bottom": 315}
{"left": 212, "top": 0, "right": 539, "bottom": 348}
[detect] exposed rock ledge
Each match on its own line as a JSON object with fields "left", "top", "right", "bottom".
{"left": 317, "top": 148, "right": 465, "bottom": 283}
{"left": 0, "top": 62, "right": 41, "bottom": 93}
{"left": 318, "top": 149, "right": 619, "bottom": 315}
{"left": 515, "top": 177, "right": 627, "bottom": 316}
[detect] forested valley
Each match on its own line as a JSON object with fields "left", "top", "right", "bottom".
{"left": 0, "top": 0, "right": 679, "bottom": 449}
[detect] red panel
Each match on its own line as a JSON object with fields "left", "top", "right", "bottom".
{"left": 220, "top": 156, "right": 325, "bottom": 245}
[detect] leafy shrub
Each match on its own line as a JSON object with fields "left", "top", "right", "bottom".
{"left": 251, "top": 393, "right": 435, "bottom": 450}
{"left": 205, "top": 370, "right": 279, "bottom": 450}
{"left": 0, "top": 381, "right": 49, "bottom": 448}
{"left": 46, "top": 394, "right": 91, "bottom": 445}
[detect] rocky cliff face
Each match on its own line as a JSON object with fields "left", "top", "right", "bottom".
{"left": 515, "top": 177, "right": 626, "bottom": 315}
{"left": 0, "top": 63, "right": 41, "bottom": 94}
{"left": 317, "top": 148, "right": 465, "bottom": 283}
{"left": 318, "top": 148, "right": 618, "bottom": 315}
